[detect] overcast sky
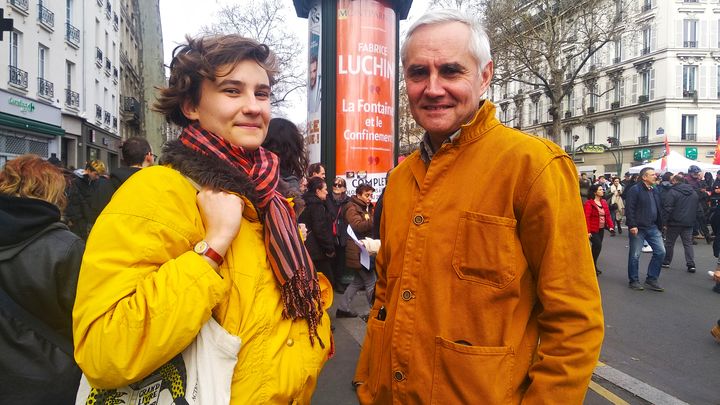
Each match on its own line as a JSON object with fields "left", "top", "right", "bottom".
{"left": 158, "top": 0, "right": 430, "bottom": 123}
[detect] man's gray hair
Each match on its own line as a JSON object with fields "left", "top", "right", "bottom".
{"left": 400, "top": 9, "right": 492, "bottom": 71}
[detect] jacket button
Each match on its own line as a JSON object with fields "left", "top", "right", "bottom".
{"left": 286, "top": 338, "right": 294, "bottom": 347}
{"left": 401, "top": 290, "right": 414, "bottom": 301}
{"left": 413, "top": 215, "right": 424, "bottom": 225}
{"left": 393, "top": 370, "right": 405, "bottom": 381}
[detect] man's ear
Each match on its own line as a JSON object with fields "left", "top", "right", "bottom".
{"left": 478, "top": 60, "right": 494, "bottom": 96}
{"left": 180, "top": 99, "right": 199, "bottom": 121}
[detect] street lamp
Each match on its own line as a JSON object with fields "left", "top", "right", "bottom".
{"left": 607, "top": 136, "right": 623, "bottom": 175}
{"left": 572, "top": 134, "right": 580, "bottom": 162}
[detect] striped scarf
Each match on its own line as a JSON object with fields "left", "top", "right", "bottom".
{"left": 180, "top": 123, "right": 323, "bottom": 347}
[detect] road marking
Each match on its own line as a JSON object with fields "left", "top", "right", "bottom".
{"left": 588, "top": 380, "right": 630, "bottom": 405}
{"left": 594, "top": 362, "right": 690, "bottom": 405}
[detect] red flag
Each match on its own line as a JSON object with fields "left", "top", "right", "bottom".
{"left": 714, "top": 136, "right": 720, "bottom": 165}
{"left": 660, "top": 134, "right": 669, "bottom": 172}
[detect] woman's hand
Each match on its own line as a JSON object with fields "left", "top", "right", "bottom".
{"left": 196, "top": 188, "right": 244, "bottom": 259}
{"left": 713, "top": 270, "right": 720, "bottom": 283}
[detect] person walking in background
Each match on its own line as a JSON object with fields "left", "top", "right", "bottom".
{"left": 299, "top": 177, "right": 336, "bottom": 289}
{"left": 625, "top": 167, "right": 666, "bottom": 291}
{"left": 609, "top": 177, "right": 624, "bottom": 234}
{"left": 584, "top": 184, "right": 615, "bottom": 275}
{"left": 110, "top": 137, "right": 154, "bottom": 191}
{"left": 0, "top": 155, "right": 85, "bottom": 403}
{"left": 662, "top": 175, "right": 701, "bottom": 273}
{"left": 262, "top": 117, "right": 308, "bottom": 195}
{"left": 86, "top": 160, "right": 115, "bottom": 230}
{"left": 65, "top": 161, "right": 101, "bottom": 240}
{"left": 579, "top": 172, "right": 591, "bottom": 203}
{"left": 72, "top": 34, "right": 331, "bottom": 403}
{"left": 336, "top": 183, "right": 375, "bottom": 320}
{"left": 353, "top": 10, "right": 603, "bottom": 403}
{"left": 326, "top": 176, "right": 351, "bottom": 293}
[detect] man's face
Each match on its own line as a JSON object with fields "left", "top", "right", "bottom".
{"left": 312, "top": 166, "right": 325, "bottom": 179}
{"left": 642, "top": 170, "right": 657, "bottom": 185}
{"left": 182, "top": 60, "right": 271, "bottom": 151}
{"left": 403, "top": 22, "right": 493, "bottom": 140}
{"left": 598, "top": 177, "right": 606, "bottom": 184}
{"left": 309, "top": 61, "right": 318, "bottom": 89}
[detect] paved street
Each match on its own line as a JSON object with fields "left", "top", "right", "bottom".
{"left": 312, "top": 226, "right": 720, "bottom": 404}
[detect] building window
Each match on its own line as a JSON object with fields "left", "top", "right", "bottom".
{"left": 564, "top": 129, "right": 573, "bottom": 148}
{"left": 38, "top": 45, "right": 48, "bottom": 79}
{"left": 614, "top": 38, "right": 622, "bottom": 63}
{"left": 587, "top": 126, "right": 595, "bottom": 144}
{"left": 66, "top": 61, "right": 73, "bottom": 89}
{"left": 9, "top": 31, "right": 19, "bottom": 68}
{"left": 640, "top": 116, "right": 650, "bottom": 139}
{"left": 683, "top": 65, "right": 697, "bottom": 97}
{"left": 682, "top": 115, "right": 697, "bottom": 141}
{"left": 612, "top": 121, "right": 621, "bottom": 142}
{"left": 642, "top": 26, "right": 651, "bottom": 54}
{"left": 683, "top": 19, "right": 698, "bottom": 48}
{"left": 716, "top": 115, "right": 720, "bottom": 141}
{"left": 66, "top": 0, "right": 73, "bottom": 22}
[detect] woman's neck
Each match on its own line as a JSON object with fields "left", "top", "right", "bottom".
{"left": 595, "top": 197, "right": 603, "bottom": 203}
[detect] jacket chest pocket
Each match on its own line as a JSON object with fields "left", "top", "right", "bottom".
{"left": 451, "top": 211, "right": 517, "bottom": 288}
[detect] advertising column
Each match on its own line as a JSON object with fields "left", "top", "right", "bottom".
{"left": 306, "top": 1, "right": 322, "bottom": 164}
{"left": 336, "top": 0, "right": 396, "bottom": 198}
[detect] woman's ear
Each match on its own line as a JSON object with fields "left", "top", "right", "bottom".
{"left": 180, "top": 98, "right": 199, "bottom": 122}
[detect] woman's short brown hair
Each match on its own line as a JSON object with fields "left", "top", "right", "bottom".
{"left": 153, "top": 34, "right": 278, "bottom": 127}
{"left": 0, "top": 154, "right": 67, "bottom": 210}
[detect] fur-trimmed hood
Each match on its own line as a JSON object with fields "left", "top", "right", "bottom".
{"left": 160, "top": 140, "right": 259, "bottom": 206}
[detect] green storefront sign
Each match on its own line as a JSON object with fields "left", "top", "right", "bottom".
{"left": 8, "top": 97, "right": 35, "bottom": 113}
{"left": 685, "top": 147, "right": 698, "bottom": 160}
{"left": 634, "top": 148, "right": 652, "bottom": 161}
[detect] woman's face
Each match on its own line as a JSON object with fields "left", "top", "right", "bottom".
{"left": 332, "top": 178, "right": 346, "bottom": 194}
{"left": 595, "top": 187, "right": 605, "bottom": 198}
{"left": 315, "top": 183, "right": 328, "bottom": 200}
{"left": 181, "top": 60, "right": 271, "bottom": 150}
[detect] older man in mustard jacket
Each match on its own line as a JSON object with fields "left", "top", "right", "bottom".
{"left": 353, "top": 10, "right": 604, "bottom": 404}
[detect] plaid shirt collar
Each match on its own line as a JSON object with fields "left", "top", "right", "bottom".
{"left": 419, "top": 129, "right": 462, "bottom": 164}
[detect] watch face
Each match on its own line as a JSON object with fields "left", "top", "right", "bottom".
{"left": 194, "top": 240, "right": 209, "bottom": 254}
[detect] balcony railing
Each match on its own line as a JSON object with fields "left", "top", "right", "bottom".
{"left": 613, "top": 57, "right": 621, "bottom": 64}
{"left": 8, "top": 65, "right": 28, "bottom": 88}
{"left": 95, "top": 105, "right": 102, "bottom": 121}
{"left": 564, "top": 145, "right": 574, "bottom": 153}
{"left": 105, "top": 58, "right": 112, "bottom": 75}
{"left": 65, "top": 22, "right": 80, "bottom": 47}
{"left": 103, "top": 111, "right": 111, "bottom": 126}
{"left": 9, "top": 0, "right": 29, "bottom": 13}
{"left": 122, "top": 96, "right": 139, "bottom": 112}
{"left": 641, "top": 3, "right": 652, "bottom": 12}
{"left": 587, "top": 106, "right": 596, "bottom": 114}
{"left": 113, "top": 67, "right": 119, "bottom": 82}
{"left": 113, "top": 13, "right": 119, "bottom": 31}
{"left": 638, "top": 136, "right": 649, "bottom": 145}
{"left": 638, "top": 95, "right": 649, "bottom": 103}
{"left": 105, "top": 2, "right": 112, "bottom": 19}
{"left": 564, "top": 111, "right": 572, "bottom": 119}
{"left": 65, "top": 89, "right": 80, "bottom": 108}
{"left": 641, "top": 47, "right": 650, "bottom": 55}
{"left": 683, "top": 90, "right": 697, "bottom": 99}
{"left": 112, "top": 116, "right": 118, "bottom": 128}
{"left": 684, "top": 41, "right": 697, "bottom": 48}
{"left": 611, "top": 101, "right": 621, "bottom": 109}
{"left": 682, "top": 133, "right": 697, "bottom": 141}
{"left": 37, "top": 77, "right": 54, "bottom": 98}
{"left": 533, "top": 119, "right": 539, "bottom": 125}
{"left": 95, "top": 48, "right": 103, "bottom": 67}
{"left": 38, "top": 3, "right": 54, "bottom": 29}
{"left": 97, "top": 0, "right": 103, "bottom": 6}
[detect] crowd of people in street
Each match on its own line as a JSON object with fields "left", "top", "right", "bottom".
{"left": 2, "top": 7, "right": 718, "bottom": 405}
{"left": 580, "top": 165, "right": 720, "bottom": 344}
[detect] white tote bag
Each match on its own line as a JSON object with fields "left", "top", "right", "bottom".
{"left": 75, "top": 317, "right": 241, "bottom": 405}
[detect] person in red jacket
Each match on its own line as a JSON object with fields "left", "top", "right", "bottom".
{"left": 584, "top": 184, "right": 615, "bottom": 275}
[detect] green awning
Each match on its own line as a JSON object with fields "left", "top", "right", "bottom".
{"left": 0, "top": 112, "right": 65, "bottom": 137}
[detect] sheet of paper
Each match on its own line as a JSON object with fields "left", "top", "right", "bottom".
{"left": 346, "top": 225, "right": 371, "bottom": 270}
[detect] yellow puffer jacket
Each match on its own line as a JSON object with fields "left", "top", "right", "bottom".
{"left": 73, "top": 148, "right": 332, "bottom": 404}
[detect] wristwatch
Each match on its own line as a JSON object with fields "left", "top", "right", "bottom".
{"left": 193, "top": 241, "right": 224, "bottom": 266}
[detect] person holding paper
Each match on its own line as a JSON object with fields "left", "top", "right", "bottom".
{"left": 336, "top": 183, "right": 375, "bottom": 319}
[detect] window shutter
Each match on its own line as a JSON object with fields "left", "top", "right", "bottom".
{"left": 620, "top": 78, "right": 625, "bottom": 106}
{"left": 677, "top": 20, "right": 684, "bottom": 47}
{"left": 631, "top": 74, "right": 638, "bottom": 104}
{"left": 676, "top": 66, "right": 683, "bottom": 98}
{"left": 651, "top": 24, "right": 657, "bottom": 51}
{"left": 700, "top": 20, "right": 708, "bottom": 48}
{"left": 605, "top": 81, "right": 610, "bottom": 109}
{"left": 700, "top": 65, "right": 707, "bottom": 99}
{"left": 711, "top": 20, "right": 719, "bottom": 49}
{"left": 650, "top": 69, "right": 655, "bottom": 100}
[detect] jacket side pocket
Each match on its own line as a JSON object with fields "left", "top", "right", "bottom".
{"left": 430, "top": 336, "right": 515, "bottom": 405}
{"left": 357, "top": 317, "right": 386, "bottom": 401}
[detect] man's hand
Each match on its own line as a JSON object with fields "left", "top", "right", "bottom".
{"left": 196, "top": 188, "right": 244, "bottom": 264}
{"left": 630, "top": 227, "right": 639, "bottom": 236}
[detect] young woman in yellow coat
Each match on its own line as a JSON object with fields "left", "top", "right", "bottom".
{"left": 72, "top": 35, "right": 332, "bottom": 404}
